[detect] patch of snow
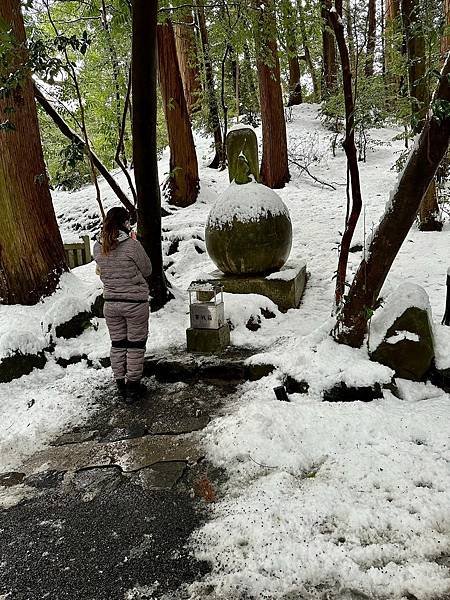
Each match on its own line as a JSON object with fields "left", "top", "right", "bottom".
{"left": 190, "top": 376, "right": 450, "bottom": 599}
{"left": 386, "top": 330, "right": 420, "bottom": 344}
{"left": 0, "top": 269, "right": 101, "bottom": 359}
{"left": 207, "top": 181, "right": 290, "bottom": 229}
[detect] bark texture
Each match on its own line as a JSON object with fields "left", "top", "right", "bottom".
{"left": 253, "top": 0, "right": 290, "bottom": 188}
{"left": 321, "top": 0, "right": 337, "bottom": 96}
{"left": 195, "top": 0, "right": 224, "bottom": 168}
{"left": 174, "top": 11, "right": 202, "bottom": 115}
{"left": 365, "top": 0, "right": 377, "bottom": 77}
{"left": 287, "top": 55, "right": 303, "bottom": 106}
{"left": 0, "top": 0, "right": 67, "bottom": 305}
{"left": 442, "top": 0, "right": 450, "bottom": 57}
{"left": 334, "top": 56, "right": 450, "bottom": 347}
{"left": 157, "top": 21, "right": 199, "bottom": 208}
{"left": 132, "top": 0, "right": 171, "bottom": 310}
{"left": 402, "top": 0, "right": 441, "bottom": 229}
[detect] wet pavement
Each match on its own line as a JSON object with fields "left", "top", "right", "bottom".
{"left": 0, "top": 375, "right": 237, "bottom": 600}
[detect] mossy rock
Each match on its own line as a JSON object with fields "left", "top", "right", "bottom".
{"left": 0, "top": 351, "right": 47, "bottom": 383}
{"left": 371, "top": 306, "right": 434, "bottom": 381}
{"left": 206, "top": 182, "right": 292, "bottom": 274}
{"left": 226, "top": 127, "right": 260, "bottom": 184}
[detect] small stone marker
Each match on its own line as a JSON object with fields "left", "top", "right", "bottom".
{"left": 186, "top": 283, "right": 230, "bottom": 353}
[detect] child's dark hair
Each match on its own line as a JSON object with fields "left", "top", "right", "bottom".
{"left": 102, "top": 207, "right": 130, "bottom": 255}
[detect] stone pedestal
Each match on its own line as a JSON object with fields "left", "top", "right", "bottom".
{"left": 186, "top": 324, "right": 231, "bottom": 354}
{"left": 200, "top": 261, "right": 307, "bottom": 312}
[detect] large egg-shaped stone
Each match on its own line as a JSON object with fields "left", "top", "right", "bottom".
{"left": 205, "top": 181, "right": 292, "bottom": 274}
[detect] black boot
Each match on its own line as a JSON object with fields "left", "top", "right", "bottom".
{"left": 125, "top": 380, "right": 146, "bottom": 404}
{"left": 116, "top": 378, "right": 127, "bottom": 400}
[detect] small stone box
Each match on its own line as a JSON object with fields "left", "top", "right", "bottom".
{"left": 187, "top": 283, "right": 230, "bottom": 353}
{"left": 188, "top": 283, "right": 225, "bottom": 330}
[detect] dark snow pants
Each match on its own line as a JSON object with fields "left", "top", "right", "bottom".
{"left": 104, "top": 301, "right": 149, "bottom": 382}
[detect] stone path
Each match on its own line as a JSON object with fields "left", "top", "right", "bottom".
{"left": 0, "top": 368, "right": 241, "bottom": 600}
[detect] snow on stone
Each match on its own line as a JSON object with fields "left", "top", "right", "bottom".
{"left": 386, "top": 330, "right": 420, "bottom": 344}
{"left": 207, "top": 181, "right": 290, "bottom": 229}
{"left": 434, "top": 324, "right": 450, "bottom": 370}
{"left": 265, "top": 260, "right": 306, "bottom": 281}
{"left": 0, "top": 269, "right": 101, "bottom": 359}
{"left": 368, "top": 283, "right": 432, "bottom": 352}
{"left": 227, "top": 123, "right": 256, "bottom": 134}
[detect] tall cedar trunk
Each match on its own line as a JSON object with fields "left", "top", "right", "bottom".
{"left": 402, "top": 0, "right": 441, "bottom": 229}
{"left": 321, "top": 0, "right": 337, "bottom": 97}
{"left": 157, "top": 21, "right": 199, "bottom": 208}
{"left": 385, "top": 0, "right": 402, "bottom": 91}
{"left": 365, "top": 0, "right": 377, "bottom": 77}
{"left": 174, "top": 11, "right": 202, "bottom": 115}
{"left": 334, "top": 55, "right": 450, "bottom": 347}
{"left": 195, "top": 0, "right": 224, "bottom": 168}
{"left": 34, "top": 85, "right": 136, "bottom": 218}
{"left": 243, "top": 43, "right": 260, "bottom": 110}
{"left": 0, "top": 0, "right": 67, "bottom": 305}
{"left": 297, "top": 0, "right": 320, "bottom": 101}
{"left": 132, "top": 0, "right": 171, "bottom": 310}
{"left": 442, "top": 0, "right": 450, "bottom": 56}
{"left": 281, "top": 0, "right": 302, "bottom": 106}
{"left": 345, "top": 0, "right": 356, "bottom": 72}
{"left": 253, "top": 0, "right": 290, "bottom": 188}
{"left": 288, "top": 55, "right": 303, "bottom": 106}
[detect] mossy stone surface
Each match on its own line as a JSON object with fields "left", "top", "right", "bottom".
{"left": 206, "top": 212, "right": 292, "bottom": 274}
{"left": 371, "top": 306, "right": 434, "bottom": 381}
{"left": 226, "top": 128, "right": 260, "bottom": 184}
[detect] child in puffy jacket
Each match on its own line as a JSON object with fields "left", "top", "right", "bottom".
{"left": 93, "top": 207, "right": 152, "bottom": 404}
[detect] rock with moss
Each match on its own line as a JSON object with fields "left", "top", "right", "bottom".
{"left": 370, "top": 284, "right": 434, "bottom": 381}
{"left": 226, "top": 126, "right": 260, "bottom": 184}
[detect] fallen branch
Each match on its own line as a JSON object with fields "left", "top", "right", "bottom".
{"left": 288, "top": 155, "right": 337, "bottom": 190}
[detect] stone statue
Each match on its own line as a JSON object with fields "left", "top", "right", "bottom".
{"left": 226, "top": 127, "right": 260, "bottom": 184}
{"left": 205, "top": 126, "right": 292, "bottom": 275}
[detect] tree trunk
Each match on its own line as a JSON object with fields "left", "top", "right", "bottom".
{"left": 34, "top": 85, "right": 136, "bottom": 218}
{"left": 132, "top": 0, "right": 171, "bottom": 310}
{"left": 442, "top": 0, "right": 450, "bottom": 57}
{"left": 280, "top": 0, "right": 302, "bottom": 106}
{"left": 345, "top": 0, "right": 356, "bottom": 73}
{"left": 0, "top": 0, "right": 67, "bottom": 305}
{"left": 297, "top": 0, "right": 320, "bottom": 102}
{"left": 334, "top": 55, "right": 450, "bottom": 347}
{"left": 174, "top": 11, "right": 202, "bottom": 115}
{"left": 365, "top": 0, "right": 377, "bottom": 77}
{"left": 321, "top": 0, "right": 338, "bottom": 97}
{"left": 329, "top": 1, "right": 363, "bottom": 307}
{"left": 385, "top": 0, "right": 402, "bottom": 91}
{"left": 287, "top": 55, "right": 303, "bottom": 106}
{"left": 157, "top": 21, "right": 199, "bottom": 208}
{"left": 253, "top": 0, "right": 290, "bottom": 189}
{"left": 402, "top": 0, "right": 441, "bottom": 229}
{"left": 195, "top": 0, "right": 225, "bottom": 168}
{"left": 243, "top": 43, "right": 260, "bottom": 110}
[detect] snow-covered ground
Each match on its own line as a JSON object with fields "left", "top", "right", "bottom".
{"left": 1, "top": 105, "right": 449, "bottom": 598}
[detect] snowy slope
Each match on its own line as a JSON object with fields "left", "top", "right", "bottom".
{"left": 1, "top": 105, "right": 449, "bottom": 599}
